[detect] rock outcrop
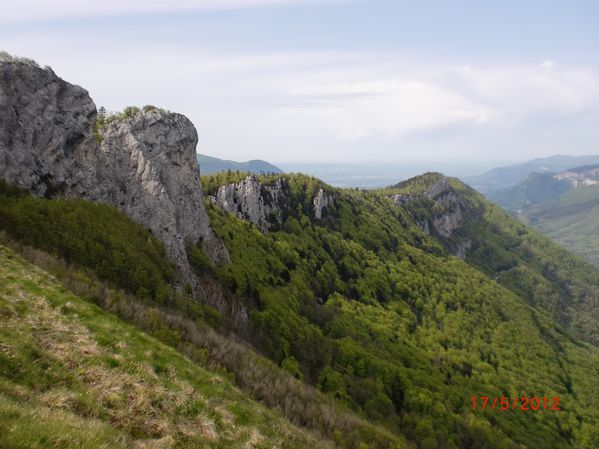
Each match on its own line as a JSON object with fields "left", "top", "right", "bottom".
{"left": 313, "top": 188, "right": 333, "bottom": 220}
{"left": 390, "top": 175, "right": 470, "bottom": 258}
{"left": 97, "top": 111, "right": 229, "bottom": 276}
{"left": 0, "top": 56, "right": 99, "bottom": 198}
{"left": 211, "top": 175, "right": 335, "bottom": 231}
{"left": 0, "top": 56, "right": 228, "bottom": 285}
{"left": 213, "top": 175, "right": 288, "bottom": 232}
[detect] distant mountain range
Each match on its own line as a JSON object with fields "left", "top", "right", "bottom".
{"left": 487, "top": 164, "right": 599, "bottom": 266}
{"left": 197, "top": 153, "right": 283, "bottom": 175}
{"left": 463, "top": 154, "right": 599, "bottom": 193}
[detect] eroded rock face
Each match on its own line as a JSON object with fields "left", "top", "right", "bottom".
{"left": 313, "top": 188, "right": 333, "bottom": 220}
{"left": 0, "top": 59, "right": 99, "bottom": 197}
{"left": 211, "top": 176, "right": 335, "bottom": 231}
{"left": 97, "top": 110, "right": 229, "bottom": 277}
{"left": 390, "top": 175, "right": 469, "bottom": 258}
{"left": 0, "top": 58, "right": 228, "bottom": 284}
{"left": 213, "top": 175, "right": 288, "bottom": 232}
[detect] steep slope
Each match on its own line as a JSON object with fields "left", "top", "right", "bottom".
{"left": 197, "top": 153, "right": 283, "bottom": 175}
{"left": 486, "top": 172, "right": 572, "bottom": 213}
{"left": 200, "top": 172, "right": 599, "bottom": 449}
{"left": 0, "top": 244, "right": 328, "bottom": 449}
{"left": 0, "top": 55, "right": 227, "bottom": 287}
{"left": 487, "top": 165, "right": 599, "bottom": 267}
{"left": 0, "top": 182, "right": 409, "bottom": 449}
{"left": 385, "top": 173, "right": 599, "bottom": 345}
{"left": 463, "top": 154, "right": 599, "bottom": 193}
{"left": 525, "top": 186, "right": 599, "bottom": 267}
{"left": 3, "top": 52, "right": 599, "bottom": 449}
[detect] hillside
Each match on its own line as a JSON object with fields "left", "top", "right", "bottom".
{"left": 486, "top": 172, "right": 572, "bottom": 213}
{"left": 200, "top": 171, "right": 599, "bottom": 448}
{"left": 463, "top": 155, "right": 599, "bottom": 193}
{"left": 3, "top": 54, "right": 599, "bottom": 449}
{"left": 198, "top": 153, "right": 283, "bottom": 175}
{"left": 525, "top": 186, "right": 599, "bottom": 267}
{"left": 0, "top": 244, "right": 328, "bottom": 449}
{"left": 487, "top": 165, "right": 599, "bottom": 267}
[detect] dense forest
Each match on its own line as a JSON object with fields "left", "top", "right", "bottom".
{"left": 200, "top": 172, "right": 599, "bottom": 448}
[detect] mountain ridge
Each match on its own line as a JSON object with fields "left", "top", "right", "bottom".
{"left": 198, "top": 153, "right": 283, "bottom": 175}
{"left": 464, "top": 154, "right": 599, "bottom": 193}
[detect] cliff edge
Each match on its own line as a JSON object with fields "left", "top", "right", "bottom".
{"left": 0, "top": 54, "right": 228, "bottom": 285}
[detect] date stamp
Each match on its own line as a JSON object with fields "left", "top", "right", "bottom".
{"left": 471, "top": 395, "right": 560, "bottom": 412}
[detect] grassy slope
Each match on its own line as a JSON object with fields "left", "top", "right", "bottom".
{"left": 201, "top": 173, "right": 599, "bottom": 449}
{"left": 0, "top": 183, "right": 408, "bottom": 449}
{"left": 0, "top": 244, "right": 327, "bottom": 449}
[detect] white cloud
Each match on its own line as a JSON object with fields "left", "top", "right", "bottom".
{"left": 3, "top": 34, "right": 598, "bottom": 161}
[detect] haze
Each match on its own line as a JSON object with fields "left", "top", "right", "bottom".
{"left": 2, "top": 0, "right": 598, "bottom": 164}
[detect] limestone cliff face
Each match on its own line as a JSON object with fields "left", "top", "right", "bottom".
{"left": 313, "top": 188, "right": 333, "bottom": 220}
{"left": 211, "top": 175, "right": 335, "bottom": 231}
{"left": 0, "top": 58, "right": 99, "bottom": 197}
{"left": 213, "top": 175, "right": 288, "bottom": 232}
{"left": 0, "top": 57, "right": 228, "bottom": 284}
{"left": 97, "top": 110, "right": 229, "bottom": 277}
{"left": 391, "top": 176, "right": 470, "bottom": 258}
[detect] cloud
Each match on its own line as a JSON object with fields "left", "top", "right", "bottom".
{"left": 3, "top": 31, "right": 598, "bottom": 161}
{"left": 0, "top": 0, "right": 324, "bottom": 23}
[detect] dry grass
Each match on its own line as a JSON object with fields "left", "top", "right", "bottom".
{"left": 0, "top": 244, "right": 329, "bottom": 449}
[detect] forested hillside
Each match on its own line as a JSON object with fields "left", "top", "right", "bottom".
{"left": 197, "top": 172, "right": 599, "bottom": 449}
{"left": 4, "top": 159, "right": 599, "bottom": 448}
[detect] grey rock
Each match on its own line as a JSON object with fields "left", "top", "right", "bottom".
{"left": 213, "top": 175, "right": 287, "bottom": 232}
{"left": 455, "top": 240, "right": 472, "bottom": 260}
{"left": 0, "top": 59, "right": 228, "bottom": 287}
{"left": 0, "top": 60, "right": 99, "bottom": 197}
{"left": 430, "top": 191, "right": 463, "bottom": 238}
{"left": 390, "top": 175, "right": 468, "bottom": 256}
{"left": 212, "top": 176, "right": 334, "bottom": 230}
{"left": 313, "top": 188, "right": 334, "bottom": 220}
{"left": 97, "top": 110, "right": 230, "bottom": 279}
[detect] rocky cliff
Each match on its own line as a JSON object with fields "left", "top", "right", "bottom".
{"left": 211, "top": 175, "right": 335, "bottom": 231}
{"left": 213, "top": 175, "right": 289, "bottom": 232}
{"left": 391, "top": 175, "right": 471, "bottom": 258}
{"left": 0, "top": 55, "right": 227, "bottom": 285}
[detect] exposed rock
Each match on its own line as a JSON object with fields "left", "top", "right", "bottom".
{"left": 213, "top": 175, "right": 287, "bottom": 232}
{"left": 313, "top": 188, "right": 333, "bottom": 220}
{"left": 0, "top": 59, "right": 99, "bottom": 197}
{"left": 211, "top": 176, "right": 335, "bottom": 230}
{"left": 0, "top": 58, "right": 228, "bottom": 286}
{"left": 391, "top": 193, "right": 410, "bottom": 206}
{"left": 97, "top": 110, "right": 230, "bottom": 277}
{"left": 430, "top": 191, "right": 463, "bottom": 238}
{"left": 455, "top": 240, "right": 472, "bottom": 260}
{"left": 390, "top": 175, "right": 469, "bottom": 257}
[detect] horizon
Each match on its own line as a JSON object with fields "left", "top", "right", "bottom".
{"left": 2, "top": 0, "right": 598, "bottom": 163}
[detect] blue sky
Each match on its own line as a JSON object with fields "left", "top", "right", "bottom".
{"left": 2, "top": 0, "right": 598, "bottom": 163}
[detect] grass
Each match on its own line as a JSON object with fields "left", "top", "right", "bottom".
{"left": 0, "top": 244, "right": 331, "bottom": 449}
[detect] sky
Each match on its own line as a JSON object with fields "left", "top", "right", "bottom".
{"left": 1, "top": 0, "right": 598, "bottom": 164}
